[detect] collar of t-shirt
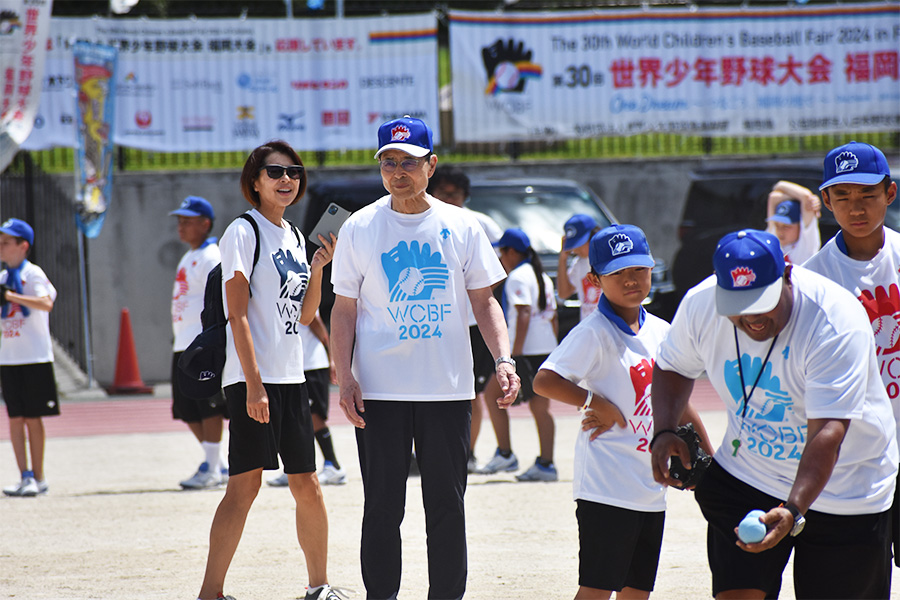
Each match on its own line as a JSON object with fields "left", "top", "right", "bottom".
{"left": 597, "top": 294, "right": 645, "bottom": 337}
{"left": 835, "top": 231, "right": 849, "bottom": 256}
{"left": 199, "top": 236, "right": 217, "bottom": 249}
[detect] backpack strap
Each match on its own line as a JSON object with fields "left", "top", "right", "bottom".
{"left": 237, "top": 213, "right": 261, "bottom": 270}
{"left": 285, "top": 219, "right": 303, "bottom": 248}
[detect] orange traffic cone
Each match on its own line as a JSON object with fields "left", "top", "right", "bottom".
{"left": 107, "top": 308, "right": 153, "bottom": 395}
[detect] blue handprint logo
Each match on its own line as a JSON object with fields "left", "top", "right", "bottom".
{"left": 272, "top": 248, "right": 310, "bottom": 303}
{"left": 723, "top": 354, "right": 793, "bottom": 423}
{"left": 382, "top": 241, "right": 450, "bottom": 302}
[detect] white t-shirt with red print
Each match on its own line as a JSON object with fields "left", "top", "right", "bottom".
{"left": 0, "top": 261, "right": 56, "bottom": 365}
{"left": 540, "top": 304, "right": 670, "bottom": 511}
{"left": 804, "top": 227, "right": 900, "bottom": 436}
{"left": 171, "top": 240, "right": 220, "bottom": 352}
{"left": 567, "top": 255, "right": 601, "bottom": 321}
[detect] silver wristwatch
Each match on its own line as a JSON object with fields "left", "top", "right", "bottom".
{"left": 495, "top": 356, "right": 516, "bottom": 370}
{"left": 784, "top": 503, "right": 806, "bottom": 537}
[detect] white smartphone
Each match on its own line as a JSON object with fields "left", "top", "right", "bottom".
{"left": 309, "top": 202, "right": 351, "bottom": 245}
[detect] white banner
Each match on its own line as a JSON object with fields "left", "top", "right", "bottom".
{"left": 23, "top": 14, "right": 439, "bottom": 152}
{"left": 0, "top": 0, "right": 53, "bottom": 171}
{"left": 449, "top": 5, "right": 900, "bottom": 141}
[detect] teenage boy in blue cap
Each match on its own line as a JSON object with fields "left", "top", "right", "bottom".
{"left": 0, "top": 219, "right": 59, "bottom": 497}
{"left": 168, "top": 196, "right": 230, "bottom": 490}
{"left": 652, "top": 228, "right": 897, "bottom": 599}
{"left": 557, "top": 214, "right": 603, "bottom": 321}
{"left": 764, "top": 180, "right": 821, "bottom": 265}
{"left": 802, "top": 140, "right": 900, "bottom": 565}
{"left": 535, "top": 224, "right": 706, "bottom": 598}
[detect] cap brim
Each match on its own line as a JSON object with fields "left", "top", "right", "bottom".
{"left": 819, "top": 173, "right": 886, "bottom": 191}
{"left": 600, "top": 255, "right": 655, "bottom": 275}
{"left": 766, "top": 215, "right": 795, "bottom": 225}
{"left": 374, "top": 143, "right": 431, "bottom": 159}
{"left": 169, "top": 209, "right": 204, "bottom": 217}
{"left": 563, "top": 231, "right": 592, "bottom": 251}
{"left": 715, "top": 276, "right": 783, "bottom": 316}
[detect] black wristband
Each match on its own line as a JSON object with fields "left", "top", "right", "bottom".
{"left": 649, "top": 429, "right": 678, "bottom": 450}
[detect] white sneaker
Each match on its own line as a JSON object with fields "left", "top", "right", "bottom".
{"left": 267, "top": 472, "right": 289, "bottom": 487}
{"left": 3, "top": 471, "right": 45, "bottom": 497}
{"left": 516, "top": 458, "right": 559, "bottom": 482}
{"left": 477, "top": 449, "right": 519, "bottom": 474}
{"left": 467, "top": 454, "right": 478, "bottom": 474}
{"left": 180, "top": 462, "right": 223, "bottom": 489}
{"left": 318, "top": 462, "right": 347, "bottom": 485}
{"left": 219, "top": 467, "right": 229, "bottom": 485}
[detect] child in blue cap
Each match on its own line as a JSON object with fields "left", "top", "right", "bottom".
{"left": 0, "top": 219, "right": 59, "bottom": 497}
{"left": 764, "top": 180, "right": 821, "bottom": 264}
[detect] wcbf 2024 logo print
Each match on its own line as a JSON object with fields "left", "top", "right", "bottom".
{"left": 381, "top": 241, "right": 451, "bottom": 341}
{"left": 273, "top": 248, "right": 309, "bottom": 334}
{"left": 482, "top": 38, "right": 542, "bottom": 95}
{"left": 723, "top": 353, "right": 805, "bottom": 462}
{"left": 860, "top": 284, "right": 900, "bottom": 398}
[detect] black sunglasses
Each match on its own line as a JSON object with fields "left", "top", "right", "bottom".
{"left": 260, "top": 164, "right": 304, "bottom": 180}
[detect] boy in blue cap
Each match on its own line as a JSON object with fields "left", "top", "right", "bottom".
{"left": 764, "top": 180, "right": 821, "bottom": 265}
{"left": 557, "top": 214, "right": 603, "bottom": 321}
{"left": 168, "top": 196, "right": 230, "bottom": 490}
{"left": 0, "top": 219, "right": 59, "bottom": 497}
{"left": 803, "top": 140, "right": 900, "bottom": 565}
{"left": 535, "top": 224, "right": 705, "bottom": 598}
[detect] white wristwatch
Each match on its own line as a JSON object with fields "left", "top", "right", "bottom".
{"left": 495, "top": 356, "right": 516, "bottom": 370}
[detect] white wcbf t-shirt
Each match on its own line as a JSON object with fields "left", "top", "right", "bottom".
{"left": 504, "top": 262, "right": 558, "bottom": 356}
{"left": 657, "top": 268, "right": 898, "bottom": 515}
{"left": 804, "top": 228, "right": 900, "bottom": 437}
{"left": 171, "top": 241, "right": 220, "bottom": 352}
{"left": 221, "top": 210, "right": 310, "bottom": 386}
{"left": 541, "top": 307, "right": 670, "bottom": 511}
{"left": 0, "top": 262, "right": 56, "bottom": 365}
{"left": 332, "top": 195, "right": 506, "bottom": 401}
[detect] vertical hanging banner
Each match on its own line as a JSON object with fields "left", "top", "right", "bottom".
{"left": 22, "top": 14, "right": 439, "bottom": 152}
{"left": 73, "top": 41, "right": 117, "bottom": 238}
{"left": 449, "top": 4, "right": 900, "bottom": 141}
{"left": 0, "top": 0, "right": 53, "bottom": 172}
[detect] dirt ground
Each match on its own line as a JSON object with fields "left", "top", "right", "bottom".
{"left": 0, "top": 406, "right": 895, "bottom": 600}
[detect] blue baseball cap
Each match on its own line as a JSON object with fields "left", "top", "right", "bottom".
{"left": 493, "top": 228, "right": 531, "bottom": 254}
{"left": 820, "top": 141, "right": 891, "bottom": 191}
{"left": 169, "top": 196, "right": 214, "bottom": 220}
{"left": 767, "top": 200, "right": 801, "bottom": 225}
{"left": 713, "top": 230, "right": 785, "bottom": 316}
{"left": 563, "top": 214, "right": 598, "bottom": 251}
{"left": 589, "top": 224, "right": 655, "bottom": 275}
{"left": 374, "top": 115, "right": 433, "bottom": 159}
{"left": 0, "top": 218, "right": 34, "bottom": 245}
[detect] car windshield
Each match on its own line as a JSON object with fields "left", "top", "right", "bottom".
{"left": 467, "top": 184, "right": 614, "bottom": 255}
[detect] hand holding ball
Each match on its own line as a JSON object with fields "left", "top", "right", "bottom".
{"left": 738, "top": 510, "right": 767, "bottom": 544}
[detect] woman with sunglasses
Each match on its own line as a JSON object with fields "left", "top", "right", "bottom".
{"left": 197, "top": 140, "right": 340, "bottom": 600}
{"left": 331, "top": 116, "right": 520, "bottom": 599}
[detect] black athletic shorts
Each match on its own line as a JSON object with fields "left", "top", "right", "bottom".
{"left": 224, "top": 381, "right": 316, "bottom": 477}
{"left": 305, "top": 367, "right": 331, "bottom": 420}
{"left": 576, "top": 499, "right": 664, "bottom": 592}
{"left": 1, "top": 363, "right": 60, "bottom": 418}
{"left": 510, "top": 354, "right": 548, "bottom": 406}
{"left": 470, "top": 325, "right": 494, "bottom": 394}
{"left": 694, "top": 459, "right": 892, "bottom": 599}
{"left": 171, "top": 352, "right": 227, "bottom": 423}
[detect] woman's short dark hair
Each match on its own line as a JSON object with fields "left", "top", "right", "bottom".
{"left": 239, "top": 140, "right": 307, "bottom": 207}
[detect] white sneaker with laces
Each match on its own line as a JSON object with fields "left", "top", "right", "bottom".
{"left": 477, "top": 449, "right": 519, "bottom": 474}
{"left": 180, "top": 462, "right": 222, "bottom": 489}
{"left": 3, "top": 471, "right": 44, "bottom": 497}
{"left": 318, "top": 462, "right": 347, "bottom": 486}
{"left": 515, "top": 458, "right": 558, "bottom": 482}
{"left": 466, "top": 454, "right": 478, "bottom": 474}
{"left": 267, "top": 472, "right": 289, "bottom": 487}
{"left": 305, "top": 584, "right": 348, "bottom": 600}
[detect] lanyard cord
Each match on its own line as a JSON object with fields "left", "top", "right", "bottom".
{"left": 733, "top": 326, "right": 779, "bottom": 422}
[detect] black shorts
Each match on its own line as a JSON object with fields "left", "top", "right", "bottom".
{"left": 576, "top": 499, "right": 664, "bottom": 592}
{"left": 510, "top": 354, "right": 548, "bottom": 406}
{"left": 1, "top": 363, "right": 60, "bottom": 418}
{"left": 171, "top": 352, "right": 227, "bottom": 423}
{"left": 224, "top": 382, "right": 316, "bottom": 477}
{"left": 470, "top": 325, "right": 494, "bottom": 394}
{"left": 695, "top": 459, "right": 892, "bottom": 599}
{"left": 305, "top": 367, "right": 330, "bottom": 420}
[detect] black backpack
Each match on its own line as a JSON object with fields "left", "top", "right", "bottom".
{"left": 176, "top": 213, "right": 300, "bottom": 399}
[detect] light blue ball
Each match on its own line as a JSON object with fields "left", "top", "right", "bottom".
{"left": 738, "top": 509, "right": 767, "bottom": 543}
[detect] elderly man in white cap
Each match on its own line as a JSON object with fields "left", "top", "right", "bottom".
{"left": 650, "top": 229, "right": 897, "bottom": 600}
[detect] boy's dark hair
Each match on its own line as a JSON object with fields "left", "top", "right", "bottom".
{"left": 427, "top": 165, "right": 470, "bottom": 198}
{"left": 239, "top": 140, "right": 306, "bottom": 207}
